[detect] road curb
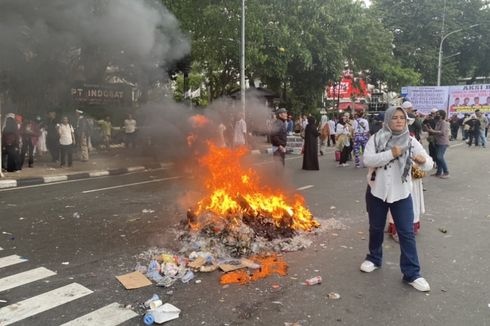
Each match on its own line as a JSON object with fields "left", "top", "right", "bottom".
{"left": 0, "top": 163, "right": 173, "bottom": 189}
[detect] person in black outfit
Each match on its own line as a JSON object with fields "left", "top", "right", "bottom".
{"left": 465, "top": 114, "right": 481, "bottom": 147}
{"left": 1, "top": 115, "right": 21, "bottom": 172}
{"left": 46, "top": 111, "right": 59, "bottom": 162}
{"left": 302, "top": 116, "right": 320, "bottom": 170}
{"left": 423, "top": 111, "right": 437, "bottom": 162}
{"left": 270, "top": 108, "right": 288, "bottom": 167}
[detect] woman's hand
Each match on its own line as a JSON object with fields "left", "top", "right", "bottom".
{"left": 413, "top": 154, "right": 426, "bottom": 165}
{"left": 391, "top": 145, "right": 402, "bottom": 158}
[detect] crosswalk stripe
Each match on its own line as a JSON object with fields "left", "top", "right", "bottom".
{"left": 59, "top": 302, "right": 138, "bottom": 326}
{"left": 0, "top": 254, "right": 27, "bottom": 268}
{"left": 0, "top": 283, "right": 93, "bottom": 325}
{"left": 0, "top": 267, "right": 57, "bottom": 292}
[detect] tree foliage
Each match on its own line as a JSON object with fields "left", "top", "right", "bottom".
{"left": 163, "top": 0, "right": 412, "bottom": 112}
{"left": 372, "top": 0, "right": 490, "bottom": 85}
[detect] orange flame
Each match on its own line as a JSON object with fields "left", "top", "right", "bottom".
{"left": 192, "top": 143, "right": 319, "bottom": 231}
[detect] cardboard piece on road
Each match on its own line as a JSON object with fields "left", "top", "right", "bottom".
{"left": 188, "top": 257, "right": 206, "bottom": 269}
{"left": 219, "top": 263, "right": 246, "bottom": 272}
{"left": 116, "top": 271, "right": 152, "bottom": 289}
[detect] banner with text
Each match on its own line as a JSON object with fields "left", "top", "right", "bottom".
{"left": 400, "top": 86, "right": 449, "bottom": 115}
{"left": 448, "top": 84, "right": 490, "bottom": 115}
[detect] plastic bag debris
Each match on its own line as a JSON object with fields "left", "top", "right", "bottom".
{"left": 327, "top": 292, "right": 341, "bottom": 300}
{"left": 144, "top": 303, "right": 181, "bottom": 325}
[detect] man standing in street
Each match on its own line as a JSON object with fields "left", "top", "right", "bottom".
{"left": 402, "top": 101, "right": 422, "bottom": 141}
{"left": 475, "top": 109, "right": 488, "bottom": 148}
{"left": 75, "top": 110, "right": 90, "bottom": 162}
{"left": 233, "top": 111, "right": 247, "bottom": 147}
{"left": 270, "top": 108, "right": 288, "bottom": 167}
{"left": 124, "top": 113, "right": 137, "bottom": 149}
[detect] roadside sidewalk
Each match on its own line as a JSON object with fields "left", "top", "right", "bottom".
{"left": 0, "top": 137, "right": 272, "bottom": 189}
{"left": 0, "top": 148, "right": 171, "bottom": 189}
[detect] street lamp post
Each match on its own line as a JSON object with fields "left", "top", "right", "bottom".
{"left": 437, "top": 24, "right": 479, "bottom": 86}
{"left": 240, "top": 0, "right": 246, "bottom": 115}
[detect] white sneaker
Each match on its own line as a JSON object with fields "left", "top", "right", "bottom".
{"left": 409, "top": 277, "right": 431, "bottom": 292}
{"left": 360, "top": 260, "right": 379, "bottom": 273}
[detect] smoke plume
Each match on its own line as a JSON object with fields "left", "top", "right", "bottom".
{"left": 0, "top": 0, "right": 190, "bottom": 112}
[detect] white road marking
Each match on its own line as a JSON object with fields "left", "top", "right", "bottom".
{"left": 0, "top": 255, "right": 28, "bottom": 268}
{"left": 60, "top": 302, "right": 138, "bottom": 326}
{"left": 81, "top": 176, "right": 181, "bottom": 194}
{"left": 296, "top": 185, "right": 314, "bottom": 191}
{"left": 0, "top": 283, "right": 93, "bottom": 325}
{"left": 0, "top": 267, "right": 56, "bottom": 292}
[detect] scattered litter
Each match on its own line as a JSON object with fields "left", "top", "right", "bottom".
{"left": 19, "top": 217, "right": 24, "bottom": 221}
{"left": 284, "top": 322, "right": 302, "bottom": 326}
{"left": 142, "top": 209, "right": 155, "bottom": 214}
{"left": 143, "top": 303, "right": 180, "bottom": 325}
{"left": 272, "top": 284, "right": 281, "bottom": 289}
{"left": 438, "top": 227, "right": 448, "bottom": 234}
{"left": 61, "top": 262, "right": 70, "bottom": 265}
{"left": 195, "top": 279, "right": 201, "bottom": 284}
{"left": 144, "top": 294, "right": 161, "bottom": 308}
{"left": 0, "top": 299, "right": 7, "bottom": 303}
{"left": 304, "top": 276, "right": 322, "bottom": 285}
{"left": 65, "top": 205, "right": 75, "bottom": 208}
{"left": 2, "top": 231, "right": 13, "bottom": 235}
{"left": 116, "top": 271, "right": 152, "bottom": 290}
{"left": 327, "top": 292, "right": 341, "bottom": 300}
{"left": 73, "top": 212, "right": 80, "bottom": 219}
{"left": 220, "top": 255, "right": 288, "bottom": 285}
{"left": 272, "top": 301, "right": 283, "bottom": 305}
{"left": 330, "top": 206, "right": 336, "bottom": 210}
{"left": 181, "top": 270, "right": 195, "bottom": 283}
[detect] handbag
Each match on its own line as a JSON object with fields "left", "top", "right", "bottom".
{"left": 335, "top": 150, "right": 341, "bottom": 161}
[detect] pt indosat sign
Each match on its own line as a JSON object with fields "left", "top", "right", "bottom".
{"left": 71, "top": 83, "right": 130, "bottom": 105}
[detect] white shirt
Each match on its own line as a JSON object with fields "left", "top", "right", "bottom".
{"left": 335, "top": 123, "right": 350, "bottom": 136}
{"left": 124, "top": 119, "right": 136, "bottom": 133}
{"left": 328, "top": 120, "right": 336, "bottom": 135}
{"left": 233, "top": 119, "right": 247, "bottom": 146}
{"left": 58, "top": 124, "right": 74, "bottom": 145}
{"left": 363, "top": 136, "right": 433, "bottom": 203}
{"left": 353, "top": 118, "right": 369, "bottom": 134}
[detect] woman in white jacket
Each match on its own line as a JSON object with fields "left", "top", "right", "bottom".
{"left": 360, "top": 106, "right": 433, "bottom": 292}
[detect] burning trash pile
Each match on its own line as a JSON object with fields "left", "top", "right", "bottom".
{"left": 131, "top": 118, "right": 322, "bottom": 286}
{"left": 183, "top": 142, "right": 320, "bottom": 256}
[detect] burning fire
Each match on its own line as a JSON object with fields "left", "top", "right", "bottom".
{"left": 189, "top": 142, "right": 319, "bottom": 233}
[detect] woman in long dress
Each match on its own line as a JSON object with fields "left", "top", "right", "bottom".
{"left": 302, "top": 116, "right": 320, "bottom": 170}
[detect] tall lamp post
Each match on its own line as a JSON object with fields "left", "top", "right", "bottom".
{"left": 240, "top": 0, "right": 246, "bottom": 115}
{"left": 437, "top": 24, "right": 479, "bottom": 86}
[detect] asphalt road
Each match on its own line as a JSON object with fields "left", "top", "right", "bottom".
{"left": 0, "top": 141, "right": 489, "bottom": 326}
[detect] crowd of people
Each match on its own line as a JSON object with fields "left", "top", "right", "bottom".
{"left": 1, "top": 110, "right": 138, "bottom": 172}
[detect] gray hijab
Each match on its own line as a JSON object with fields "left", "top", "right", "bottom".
{"left": 374, "top": 106, "right": 412, "bottom": 182}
